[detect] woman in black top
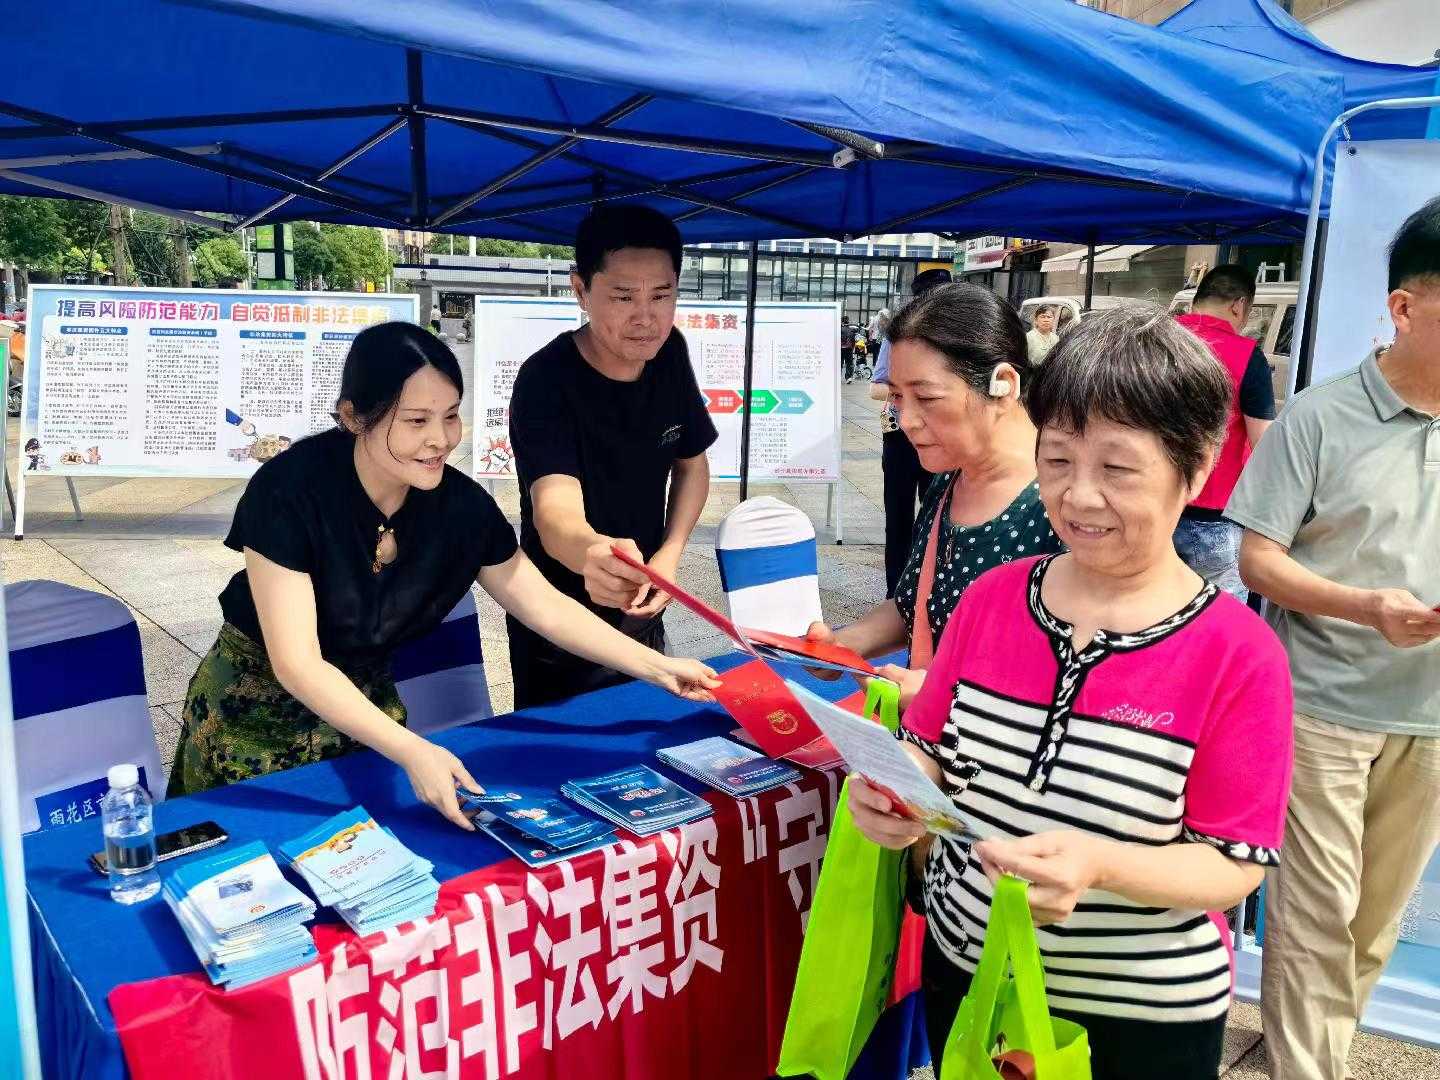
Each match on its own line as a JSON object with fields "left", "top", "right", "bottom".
{"left": 168, "top": 323, "right": 719, "bottom": 829}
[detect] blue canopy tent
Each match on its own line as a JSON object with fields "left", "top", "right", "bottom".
{"left": 2, "top": 0, "right": 1342, "bottom": 246}
{"left": 2, "top": 0, "right": 1344, "bottom": 495}
{"left": 1160, "top": 0, "right": 1440, "bottom": 391}
{"left": 1160, "top": 0, "right": 1440, "bottom": 141}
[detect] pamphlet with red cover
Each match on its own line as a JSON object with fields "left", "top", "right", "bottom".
{"left": 608, "top": 545, "right": 883, "bottom": 758}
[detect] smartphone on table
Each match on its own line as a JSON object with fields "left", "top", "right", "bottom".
{"left": 88, "top": 820, "right": 229, "bottom": 876}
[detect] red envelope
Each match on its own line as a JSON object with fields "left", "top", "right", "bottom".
{"left": 740, "top": 628, "right": 876, "bottom": 676}
{"left": 711, "top": 658, "right": 823, "bottom": 757}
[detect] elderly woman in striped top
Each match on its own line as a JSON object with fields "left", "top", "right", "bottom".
{"left": 849, "top": 308, "right": 1294, "bottom": 1080}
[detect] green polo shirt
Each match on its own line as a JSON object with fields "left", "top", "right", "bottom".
{"left": 1226, "top": 350, "right": 1440, "bottom": 735}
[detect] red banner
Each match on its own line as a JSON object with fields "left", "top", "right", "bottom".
{"left": 109, "top": 772, "right": 842, "bottom": 1080}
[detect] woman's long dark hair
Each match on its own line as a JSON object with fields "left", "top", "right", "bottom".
{"left": 335, "top": 321, "right": 464, "bottom": 433}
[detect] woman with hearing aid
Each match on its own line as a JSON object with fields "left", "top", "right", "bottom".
{"left": 807, "top": 282, "right": 1061, "bottom": 701}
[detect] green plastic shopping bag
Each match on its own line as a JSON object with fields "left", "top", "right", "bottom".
{"left": 941, "top": 875, "right": 1091, "bottom": 1080}
{"left": 775, "top": 679, "right": 903, "bottom": 1080}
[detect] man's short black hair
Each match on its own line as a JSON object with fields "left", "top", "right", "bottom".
{"left": 1193, "top": 264, "right": 1256, "bottom": 307}
{"left": 1389, "top": 194, "right": 1440, "bottom": 292}
{"left": 574, "top": 204, "right": 683, "bottom": 287}
{"left": 911, "top": 268, "right": 951, "bottom": 298}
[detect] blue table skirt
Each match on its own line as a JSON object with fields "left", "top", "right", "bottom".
{"left": 23, "top": 651, "right": 917, "bottom": 1080}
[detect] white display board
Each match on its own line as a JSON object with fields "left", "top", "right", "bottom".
{"left": 1309, "top": 139, "right": 1440, "bottom": 387}
{"left": 470, "top": 296, "right": 842, "bottom": 484}
{"left": 15, "top": 285, "right": 417, "bottom": 536}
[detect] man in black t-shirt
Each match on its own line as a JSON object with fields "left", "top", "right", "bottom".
{"left": 507, "top": 205, "right": 718, "bottom": 709}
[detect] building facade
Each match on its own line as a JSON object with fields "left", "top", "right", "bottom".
{"left": 1091, "top": 0, "right": 1440, "bottom": 65}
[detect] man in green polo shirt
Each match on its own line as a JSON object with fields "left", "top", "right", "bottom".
{"left": 1229, "top": 196, "right": 1440, "bottom": 1080}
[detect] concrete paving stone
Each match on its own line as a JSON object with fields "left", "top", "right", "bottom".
{"left": 0, "top": 540, "right": 116, "bottom": 594}
{"left": 180, "top": 633, "right": 220, "bottom": 657}
{"left": 137, "top": 620, "right": 205, "bottom": 706}
{"left": 150, "top": 704, "right": 182, "bottom": 767}
{"left": 1222, "top": 1000, "right": 1264, "bottom": 1070}
{"left": 671, "top": 632, "right": 733, "bottom": 663}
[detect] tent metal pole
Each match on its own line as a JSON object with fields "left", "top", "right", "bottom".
{"left": 739, "top": 240, "right": 760, "bottom": 501}
{"left": 1290, "top": 95, "right": 1440, "bottom": 396}
{"left": 0, "top": 144, "right": 220, "bottom": 169}
{"left": 235, "top": 118, "right": 407, "bottom": 230}
{"left": 457, "top": 171, "right": 821, "bottom": 237}
{"left": 432, "top": 124, "right": 829, "bottom": 239}
{"left": 785, "top": 120, "right": 885, "bottom": 160}
{"left": 866, "top": 176, "right": 1031, "bottom": 236}
{"left": 431, "top": 94, "right": 653, "bottom": 227}
{"left": 673, "top": 165, "right": 817, "bottom": 224}
{"left": 466, "top": 160, "right": 779, "bottom": 210}
{"left": 0, "top": 168, "right": 234, "bottom": 229}
{"left": 405, "top": 50, "right": 428, "bottom": 225}
{"left": 1084, "top": 239, "right": 1096, "bottom": 310}
{"left": 226, "top": 145, "right": 414, "bottom": 202}
{"left": 0, "top": 104, "right": 400, "bottom": 140}
{"left": 0, "top": 99, "right": 412, "bottom": 227}
{"left": 883, "top": 143, "right": 1194, "bottom": 196}
{"left": 420, "top": 104, "right": 840, "bottom": 169}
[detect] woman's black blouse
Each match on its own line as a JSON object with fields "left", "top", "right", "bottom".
{"left": 218, "top": 428, "right": 517, "bottom": 666}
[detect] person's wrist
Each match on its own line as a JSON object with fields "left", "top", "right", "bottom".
{"left": 1354, "top": 587, "right": 1385, "bottom": 630}
{"left": 1085, "top": 836, "right": 1122, "bottom": 892}
{"left": 378, "top": 727, "right": 426, "bottom": 767}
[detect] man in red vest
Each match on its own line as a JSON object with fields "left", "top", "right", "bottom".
{"left": 1174, "top": 265, "right": 1276, "bottom": 597}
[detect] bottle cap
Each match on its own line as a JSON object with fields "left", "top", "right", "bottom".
{"left": 107, "top": 763, "right": 139, "bottom": 789}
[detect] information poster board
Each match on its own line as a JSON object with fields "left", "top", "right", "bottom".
{"left": 14, "top": 286, "right": 416, "bottom": 535}
{"left": 1309, "top": 139, "right": 1440, "bottom": 388}
{"left": 471, "top": 297, "right": 841, "bottom": 483}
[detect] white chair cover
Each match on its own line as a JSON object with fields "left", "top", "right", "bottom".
{"left": 6, "top": 580, "right": 162, "bottom": 833}
{"left": 391, "top": 589, "right": 492, "bottom": 733}
{"left": 716, "top": 497, "right": 822, "bottom": 636}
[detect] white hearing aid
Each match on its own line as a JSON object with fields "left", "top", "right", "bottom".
{"left": 988, "top": 364, "right": 1015, "bottom": 399}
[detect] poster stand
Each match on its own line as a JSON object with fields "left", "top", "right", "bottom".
{"left": 470, "top": 296, "right": 847, "bottom": 542}
{"left": 8, "top": 285, "right": 416, "bottom": 540}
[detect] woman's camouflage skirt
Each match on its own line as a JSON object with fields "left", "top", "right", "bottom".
{"left": 167, "top": 623, "right": 406, "bottom": 797}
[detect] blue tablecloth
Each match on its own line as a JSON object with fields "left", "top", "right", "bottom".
{"left": 23, "top": 652, "right": 923, "bottom": 1079}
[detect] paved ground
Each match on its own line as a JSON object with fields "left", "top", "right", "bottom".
{"left": 1, "top": 344, "right": 1433, "bottom": 1078}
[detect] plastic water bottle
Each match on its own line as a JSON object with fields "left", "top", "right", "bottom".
{"left": 101, "top": 763, "right": 161, "bottom": 904}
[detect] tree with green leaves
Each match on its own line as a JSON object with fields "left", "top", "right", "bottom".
{"left": 192, "top": 236, "right": 249, "bottom": 288}
{"left": 292, "top": 221, "right": 337, "bottom": 289}
{"left": 320, "top": 224, "right": 392, "bottom": 291}
{"left": 0, "top": 195, "right": 67, "bottom": 270}
{"left": 422, "top": 235, "right": 574, "bottom": 261}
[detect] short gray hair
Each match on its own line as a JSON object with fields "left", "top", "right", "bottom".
{"left": 1025, "top": 305, "right": 1230, "bottom": 484}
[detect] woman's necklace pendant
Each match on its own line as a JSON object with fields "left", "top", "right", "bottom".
{"left": 373, "top": 523, "right": 393, "bottom": 574}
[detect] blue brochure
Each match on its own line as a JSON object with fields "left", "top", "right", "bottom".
{"left": 163, "top": 840, "right": 317, "bottom": 990}
{"left": 279, "top": 807, "right": 439, "bottom": 936}
{"left": 657, "top": 736, "right": 801, "bottom": 797}
{"left": 561, "top": 765, "right": 713, "bottom": 837}
{"left": 471, "top": 810, "right": 618, "bottom": 868}
{"left": 458, "top": 789, "right": 615, "bottom": 850}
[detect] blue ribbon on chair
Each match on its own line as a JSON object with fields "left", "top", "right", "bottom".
{"left": 716, "top": 539, "right": 818, "bottom": 593}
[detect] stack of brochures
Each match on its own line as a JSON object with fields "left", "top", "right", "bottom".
{"left": 162, "top": 840, "right": 317, "bottom": 990}
{"left": 562, "top": 765, "right": 713, "bottom": 837}
{"left": 459, "top": 788, "right": 617, "bottom": 868}
{"left": 280, "top": 807, "right": 439, "bottom": 936}
{"left": 657, "top": 736, "right": 801, "bottom": 797}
